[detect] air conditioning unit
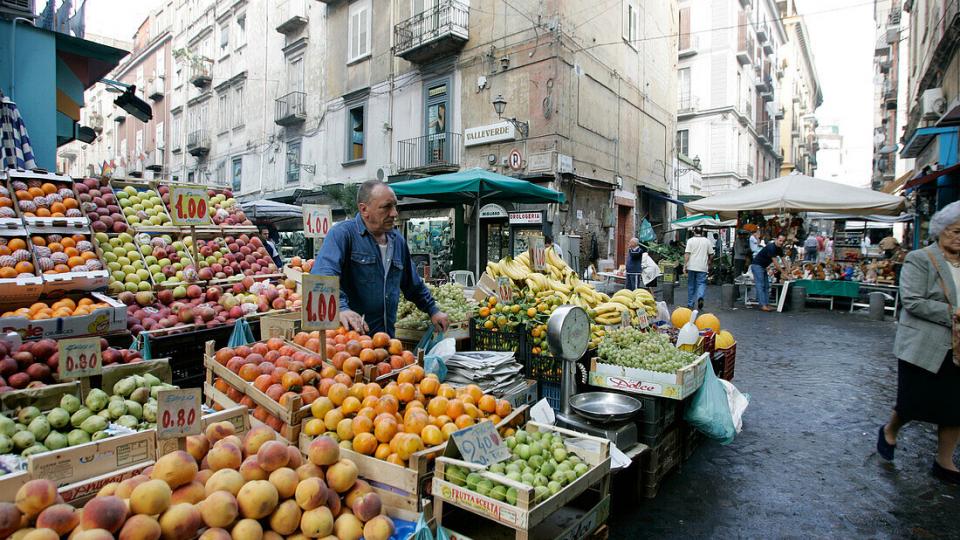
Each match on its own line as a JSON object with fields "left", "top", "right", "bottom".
{"left": 0, "top": 0, "right": 35, "bottom": 20}
{"left": 921, "top": 88, "right": 947, "bottom": 119}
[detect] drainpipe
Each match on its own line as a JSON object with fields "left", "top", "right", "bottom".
{"left": 9, "top": 17, "right": 36, "bottom": 101}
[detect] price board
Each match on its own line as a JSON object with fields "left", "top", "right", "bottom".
{"left": 446, "top": 420, "right": 511, "bottom": 466}
{"left": 169, "top": 186, "right": 212, "bottom": 227}
{"left": 302, "top": 274, "right": 340, "bottom": 330}
{"left": 496, "top": 277, "right": 513, "bottom": 304}
{"left": 529, "top": 238, "right": 546, "bottom": 272}
{"left": 58, "top": 337, "right": 102, "bottom": 380}
{"left": 156, "top": 388, "right": 202, "bottom": 440}
{"left": 636, "top": 312, "right": 650, "bottom": 329}
{"left": 303, "top": 204, "right": 333, "bottom": 239}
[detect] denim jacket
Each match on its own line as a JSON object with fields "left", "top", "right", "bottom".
{"left": 312, "top": 213, "right": 438, "bottom": 336}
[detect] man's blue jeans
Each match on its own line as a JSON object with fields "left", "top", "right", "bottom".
{"left": 687, "top": 270, "right": 707, "bottom": 308}
{"left": 750, "top": 264, "right": 770, "bottom": 306}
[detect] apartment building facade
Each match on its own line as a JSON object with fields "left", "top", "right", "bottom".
{"left": 872, "top": 0, "right": 906, "bottom": 191}
{"left": 777, "top": 0, "right": 822, "bottom": 177}
{"left": 676, "top": 0, "right": 787, "bottom": 197}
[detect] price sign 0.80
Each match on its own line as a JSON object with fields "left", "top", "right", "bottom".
{"left": 302, "top": 274, "right": 340, "bottom": 330}
{"left": 58, "top": 337, "right": 102, "bottom": 380}
{"left": 529, "top": 238, "right": 546, "bottom": 272}
{"left": 169, "top": 186, "right": 212, "bottom": 227}
{"left": 303, "top": 204, "right": 333, "bottom": 239}
{"left": 156, "top": 388, "right": 202, "bottom": 440}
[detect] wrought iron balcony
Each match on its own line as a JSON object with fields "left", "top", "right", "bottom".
{"left": 189, "top": 64, "right": 212, "bottom": 88}
{"left": 275, "top": 91, "right": 307, "bottom": 126}
{"left": 187, "top": 130, "right": 210, "bottom": 157}
{"left": 394, "top": 0, "right": 469, "bottom": 64}
{"left": 756, "top": 22, "right": 769, "bottom": 43}
{"left": 678, "top": 94, "right": 699, "bottom": 117}
{"left": 737, "top": 34, "right": 754, "bottom": 65}
{"left": 146, "top": 148, "right": 164, "bottom": 171}
{"left": 397, "top": 133, "right": 462, "bottom": 174}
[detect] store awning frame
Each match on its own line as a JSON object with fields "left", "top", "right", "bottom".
{"left": 900, "top": 126, "right": 958, "bottom": 158}
{"left": 639, "top": 186, "right": 685, "bottom": 207}
{"left": 902, "top": 162, "right": 960, "bottom": 191}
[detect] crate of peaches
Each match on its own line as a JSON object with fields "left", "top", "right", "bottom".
{"left": 0, "top": 231, "right": 42, "bottom": 305}
{"left": 6, "top": 170, "right": 86, "bottom": 228}
{"left": 293, "top": 329, "right": 419, "bottom": 383}
{"left": 28, "top": 230, "right": 108, "bottom": 294}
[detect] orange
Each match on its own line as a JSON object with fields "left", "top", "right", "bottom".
{"left": 67, "top": 256, "right": 84, "bottom": 268}
{"left": 478, "top": 395, "right": 497, "bottom": 414}
{"left": 446, "top": 399, "right": 464, "bottom": 419}
{"left": 421, "top": 425, "right": 443, "bottom": 447}
{"left": 28, "top": 302, "right": 47, "bottom": 314}
{"left": 0, "top": 246, "right": 10, "bottom": 256}
{"left": 465, "top": 384, "right": 484, "bottom": 403}
{"left": 60, "top": 237, "right": 76, "bottom": 248}
{"left": 64, "top": 298, "right": 80, "bottom": 308}
{"left": 427, "top": 397, "right": 448, "bottom": 417}
{"left": 27, "top": 187, "right": 44, "bottom": 199}
{"left": 455, "top": 415, "right": 474, "bottom": 429}
{"left": 0, "top": 197, "right": 11, "bottom": 208}
{"left": 419, "top": 376, "right": 439, "bottom": 396}
{"left": 14, "top": 261, "right": 33, "bottom": 274}
{"left": 352, "top": 432, "right": 377, "bottom": 455}
{"left": 495, "top": 399, "right": 512, "bottom": 418}
{"left": 375, "top": 443, "right": 391, "bottom": 460}
{"left": 397, "top": 369, "right": 416, "bottom": 385}
{"left": 14, "top": 190, "right": 30, "bottom": 201}
{"left": 46, "top": 242, "right": 62, "bottom": 252}
{"left": 341, "top": 396, "right": 361, "bottom": 415}
{"left": 64, "top": 247, "right": 79, "bottom": 258}
{"left": 7, "top": 239, "right": 25, "bottom": 251}
{"left": 375, "top": 395, "right": 399, "bottom": 416}
{"left": 49, "top": 202, "right": 65, "bottom": 215}
{"left": 397, "top": 382, "right": 416, "bottom": 403}
{"left": 327, "top": 383, "right": 349, "bottom": 406}
{"left": 63, "top": 198, "right": 78, "bottom": 209}
{"left": 438, "top": 384, "right": 456, "bottom": 399}
{"left": 373, "top": 416, "right": 398, "bottom": 443}
{"left": 464, "top": 403, "right": 481, "bottom": 419}
{"left": 403, "top": 409, "right": 429, "bottom": 435}
{"left": 81, "top": 251, "right": 97, "bottom": 261}
{"left": 0, "top": 267, "right": 15, "bottom": 278}
{"left": 441, "top": 423, "right": 458, "bottom": 440}
{"left": 352, "top": 415, "right": 373, "bottom": 435}
{"left": 40, "top": 183, "right": 57, "bottom": 195}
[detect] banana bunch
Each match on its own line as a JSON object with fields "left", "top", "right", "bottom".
{"left": 497, "top": 256, "right": 530, "bottom": 281}
{"left": 592, "top": 301, "right": 631, "bottom": 325}
{"left": 610, "top": 289, "right": 658, "bottom": 315}
{"left": 524, "top": 272, "right": 550, "bottom": 292}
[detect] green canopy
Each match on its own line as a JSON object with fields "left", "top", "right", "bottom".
{"left": 391, "top": 168, "right": 565, "bottom": 275}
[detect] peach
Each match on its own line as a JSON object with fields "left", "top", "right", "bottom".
{"left": 296, "top": 463, "right": 324, "bottom": 480}
{"left": 333, "top": 513, "right": 364, "bottom": 540}
{"left": 236, "top": 480, "right": 279, "bottom": 519}
{"left": 256, "top": 441, "right": 289, "bottom": 472}
{"left": 199, "top": 490, "right": 238, "bottom": 529}
{"left": 344, "top": 479, "right": 373, "bottom": 509}
{"left": 170, "top": 481, "right": 206, "bottom": 505}
{"left": 239, "top": 456, "right": 269, "bottom": 481}
{"left": 115, "top": 475, "right": 151, "bottom": 499}
{"left": 205, "top": 469, "right": 245, "bottom": 497}
{"left": 286, "top": 446, "right": 303, "bottom": 468}
{"left": 15, "top": 479, "right": 58, "bottom": 518}
{"left": 208, "top": 441, "right": 243, "bottom": 471}
{"left": 294, "top": 477, "right": 328, "bottom": 511}
{"left": 268, "top": 467, "right": 299, "bottom": 499}
{"left": 350, "top": 492, "right": 382, "bottom": 522}
{"left": 80, "top": 496, "right": 128, "bottom": 534}
{"left": 186, "top": 434, "right": 210, "bottom": 462}
{"left": 241, "top": 425, "right": 275, "bottom": 457}
{"left": 205, "top": 421, "right": 236, "bottom": 444}
{"left": 299, "top": 506, "right": 333, "bottom": 538}
{"left": 362, "top": 515, "right": 395, "bottom": 540}
{"left": 118, "top": 514, "right": 162, "bottom": 540}
{"left": 230, "top": 518, "right": 262, "bottom": 540}
{"left": 325, "top": 459, "right": 358, "bottom": 493}
{"left": 198, "top": 528, "right": 232, "bottom": 540}
{"left": 130, "top": 479, "right": 173, "bottom": 515}
{"left": 262, "top": 533, "right": 283, "bottom": 540}
{"left": 35, "top": 503, "right": 79, "bottom": 536}
{"left": 218, "top": 435, "right": 243, "bottom": 450}
{"left": 22, "top": 529, "right": 58, "bottom": 540}
{"left": 196, "top": 469, "right": 214, "bottom": 485}
{"left": 307, "top": 436, "right": 340, "bottom": 466}
{"left": 152, "top": 451, "right": 198, "bottom": 489}
{"left": 158, "top": 503, "right": 202, "bottom": 540}
{"left": 73, "top": 530, "right": 115, "bottom": 540}
{"left": 325, "top": 487, "right": 342, "bottom": 517}
{"left": 0, "top": 502, "right": 22, "bottom": 538}
{"left": 268, "top": 499, "right": 302, "bottom": 536}
{"left": 10, "top": 529, "right": 35, "bottom": 540}
{"left": 97, "top": 483, "right": 118, "bottom": 497}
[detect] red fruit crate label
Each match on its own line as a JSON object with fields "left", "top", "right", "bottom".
{"left": 496, "top": 277, "right": 513, "bottom": 304}
{"left": 529, "top": 238, "right": 546, "bottom": 272}
{"left": 302, "top": 274, "right": 340, "bottom": 330}
{"left": 169, "top": 186, "right": 212, "bottom": 227}
{"left": 156, "top": 388, "right": 202, "bottom": 439}
{"left": 303, "top": 204, "right": 333, "bottom": 239}
{"left": 58, "top": 337, "right": 103, "bottom": 380}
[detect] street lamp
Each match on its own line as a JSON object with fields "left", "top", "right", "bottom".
{"left": 491, "top": 94, "right": 529, "bottom": 138}
{"left": 101, "top": 79, "right": 153, "bottom": 122}
{"left": 674, "top": 155, "right": 701, "bottom": 192}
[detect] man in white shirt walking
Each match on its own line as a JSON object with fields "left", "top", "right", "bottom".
{"left": 684, "top": 228, "right": 715, "bottom": 310}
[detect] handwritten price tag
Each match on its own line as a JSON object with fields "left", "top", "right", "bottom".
{"left": 58, "top": 337, "right": 102, "bottom": 380}
{"left": 636, "top": 312, "right": 650, "bottom": 329}
{"left": 303, "top": 204, "right": 333, "bottom": 239}
{"left": 169, "top": 186, "right": 212, "bottom": 227}
{"left": 496, "top": 277, "right": 513, "bottom": 304}
{"left": 448, "top": 420, "right": 510, "bottom": 466}
{"left": 529, "top": 238, "right": 546, "bottom": 272}
{"left": 302, "top": 274, "right": 340, "bottom": 330}
{"left": 156, "top": 388, "right": 202, "bottom": 440}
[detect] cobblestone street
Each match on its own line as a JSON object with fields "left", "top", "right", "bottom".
{"left": 610, "top": 286, "right": 959, "bottom": 539}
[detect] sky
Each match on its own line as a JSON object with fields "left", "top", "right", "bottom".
{"left": 83, "top": 0, "right": 160, "bottom": 44}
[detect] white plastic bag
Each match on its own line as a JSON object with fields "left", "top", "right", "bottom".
{"left": 719, "top": 379, "right": 749, "bottom": 434}
{"left": 654, "top": 301, "right": 671, "bottom": 324}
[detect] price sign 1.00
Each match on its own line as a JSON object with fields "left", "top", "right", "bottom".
{"left": 156, "top": 388, "right": 202, "bottom": 440}
{"left": 303, "top": 204, "right": 333, "bottom": 239}
{"left": 302, "top": 275, "right": 340, "bottom": 330}
{"left": 169, "top": 186, "right": 212, "bottom": 227}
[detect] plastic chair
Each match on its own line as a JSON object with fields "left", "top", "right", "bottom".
{"left": 449, "top": 270, "right": 476, "bottom": 288}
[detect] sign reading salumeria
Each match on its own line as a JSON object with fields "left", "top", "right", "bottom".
{"left": 464, "top": 121, "right": 516, "bottom": 147}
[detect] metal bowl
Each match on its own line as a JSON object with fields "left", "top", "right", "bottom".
{"left": 569, "top": 392, "right": 642, "bottom": 424}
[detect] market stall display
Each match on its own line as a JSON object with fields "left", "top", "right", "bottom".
{"left": 133, "top": 233, "right": 197, "bottom": 286}
{"left": 113, "top": 181, "right": 174, "bottom": 231}
{"left": 395, "top": 281, "right": 474, "bottom": 336}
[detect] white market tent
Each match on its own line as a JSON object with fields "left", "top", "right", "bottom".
{"left": 684, "top": 173, "right": 906, "bottom": 220}
{"left": 670, "top": 213, "right": 738, "bottom": 229}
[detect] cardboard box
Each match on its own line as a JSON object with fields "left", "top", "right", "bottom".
{"left": 260, "top": 311, "right": 301, "bottom": 340}
{"left": 26, "top": 430, "right": 156, "bottom": 489}
{"left": 0, "top": 291, "right": 126, "bottom": 340}
{"left": 588, "top": 353, "right": 709, "bottom": 400}
{"left": 155, "top": 406, "right": 250, "bottom": 456}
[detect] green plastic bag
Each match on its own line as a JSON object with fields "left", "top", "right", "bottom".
{"left": 684, "top": 358, "right": 737, "bottom": 444}
{"left": 131, "top": 333, "right": 153, "bottom": 360}
{"left": 639, "top": 218, "right": 656, "bottom": 242}
{"left": 412, "top": 513, "right": 433, "bottom": 540}
{"left": 228, "top": 319, "right": 255, "bottom": 347}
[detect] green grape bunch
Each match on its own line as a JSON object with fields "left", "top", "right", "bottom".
{"left": 396, "top": 282, "right": 478, "bottom": 330}
{"left": 597, "top": 328, "right": 697, "bottom": 373}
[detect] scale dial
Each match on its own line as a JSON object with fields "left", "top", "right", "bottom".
{"left": 546, "top": 305, "right": 590, "bottom": 361}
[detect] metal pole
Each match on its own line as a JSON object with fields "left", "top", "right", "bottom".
{"left": 475, "top": 193, "right": 480, "bottom": 276}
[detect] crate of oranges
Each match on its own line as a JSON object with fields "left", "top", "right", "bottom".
{"left": 28, "top": 229, "right": 108, "bottom": 294}
{"left": 0, "top": 292, "right": 126, "bottom": 338}
{"left": 290, "top": 329, "right": 421, "bottom": 384}
{"left": 0, "top": 228, "right": 42, "bottom": 306}
{"left": 6, "top": 170, "right": 86, "bottom": 228}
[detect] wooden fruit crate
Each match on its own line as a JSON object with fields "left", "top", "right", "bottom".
{"left": 297, "top": 404, "right": 531, "bottom": 512}
{"left": 204, "top": 378, "right": 300, "bottom": 442}
{"left": 437, "top": 492, "right": 610, "bottom": 540}
{"left": 432, "top": 421, "right": 611, "bottom": 539}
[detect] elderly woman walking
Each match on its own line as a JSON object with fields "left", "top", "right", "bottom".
{"left": 878, "top": 201, "right": 960, "bottom": 484}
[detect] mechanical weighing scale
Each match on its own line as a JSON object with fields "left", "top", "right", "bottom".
{"left": 546, "top": 306, "right": 640, "bottom": 451}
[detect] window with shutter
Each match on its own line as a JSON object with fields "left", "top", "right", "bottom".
{"left": 348, "top": 0, "right": 372, "bottom": 63}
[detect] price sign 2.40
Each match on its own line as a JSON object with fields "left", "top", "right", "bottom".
{"left": 302, "top": 274, "right": 340, "bottom": 330}
{"left": 169, "top": 186, "right": 212, "bottom": 227}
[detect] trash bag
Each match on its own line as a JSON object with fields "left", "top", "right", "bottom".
{"left": 228, "top": 319, "right": 255, "bottom": 347}
{"left": 392, "top": 515, "right": 418, "bottom": 540}
{"left": 415, "top": 326, "right": 445, "bottom": 355}
{"left": 132, "top": 333, "right": 153, "bottom": 360}
{"left": 719, "top": 379, "right": 750, "bottom": 434}
{"left": 411, "top": 513, "right": 434, "bottom": 540}
{"left": 436, "top": 526, "right": 452, "bottom": 540}
{"left": 423, "top": 354, "right": 448, "bottom": 381}
{"left": 639, "top": 218, "right": 656, "bottom": 242}
{"left": 684, "top": 359, "right": 737, "bottom": 444}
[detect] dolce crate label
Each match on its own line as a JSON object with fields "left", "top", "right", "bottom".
{"left": 529, "top": 238, "right": 546, "bottom": 271}
{"left": 302, "top": 275, "right": 340, "bottom": 330}
{"left": 156, "top": 388, "right": 202, "bottom": 439}
{"left": 58, "top": 337, "right": 103, "bottom": 379}
{"left": 496, "top": 277, "right": 512, "bottom": 304}
{"left": 169, "top": 186, "right": 212, "bottom": 226}
{"left": 303, "top": 204, "right": 333, "bottom": 239}
{"left": 438, "top": 482, "right": 524, "bottom": 528}
{"left": 449, "top": 421, "right": 510, "bottom": 466}
{"left": 590, "top": 373, "right": 664, "bottom": 395}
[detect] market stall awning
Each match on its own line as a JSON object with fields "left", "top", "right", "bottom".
{"left": 670, "top": 213, "right": 737, "bottom": 229}
{"left": 806, "top": 212, "right": 915, "bottom": 223}
{"left": 241, "top": 200, "right": 302, "bottom": 221}
{"left": 684, "top": 172, "right": 906, "bottom": 220}
{"left": 902, "top": 162, "right": 960, "bottom": 191}
{"left": 391, "top": 168, "right": 566, "bottom": 204}
{"left": 882, "top": 169, "right": 915, "bottom": 194}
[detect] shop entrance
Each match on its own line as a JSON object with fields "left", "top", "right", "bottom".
{"left": 616, "top": 205, "right": 632, "bottom": 266}
{"left": 478, "top": 203, "right": 510, "bottom": 272}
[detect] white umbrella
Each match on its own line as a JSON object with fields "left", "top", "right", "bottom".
{"left": 685, "top": 172, "right": 906, "bottom": 220}
{"left": 671, "top": 213, "right": 738, "bottom": 229}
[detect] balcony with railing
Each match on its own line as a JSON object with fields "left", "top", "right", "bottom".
{"left": 187, "top": 130, "right": 210, "bottom": 157}
{"left": 146, "top": 148, "right": 164, "bottom": 171}
{"left": 275, "top": 91, "right": 307, "bottom": 126}
{"left": 395, "top": 1, "right": 469, "bottom": 64}
{"left": 276, "top": 0, "right": 308, "bottom": 34}
{"left": 678, "top": 94, "right": 699, "bottom": 117}
{"left": 737, "top": 32, "right": 754, "bottom": 65}
{"left": 148, "top": 77, "right": 164, "bottom": 100}
{"left": 189, "top": 62, "right": 212, "bottom": 88}
{"left": 756, "top": 21, "right": 769, "bottom": 43}
{"left": 397, "top": 133, "right": 462, "bottom": 174}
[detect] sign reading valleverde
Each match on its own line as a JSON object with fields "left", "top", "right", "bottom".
{"left": 464, "top": 121, "right": 516, "bottom": 147}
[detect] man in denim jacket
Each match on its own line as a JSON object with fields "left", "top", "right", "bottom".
{"left": 312, "top": 180, "right": 449, "bottom": 336}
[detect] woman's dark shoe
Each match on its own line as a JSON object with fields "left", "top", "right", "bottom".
{"left": 931, "top": 461, "right": 960, "bottom": 484}
{"left": 877, "top": 425, "right": 895, "bottom": 461}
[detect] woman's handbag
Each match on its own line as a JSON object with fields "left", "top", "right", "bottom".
{"left": 924, "top": 250, "right": 960, "bottom": 367}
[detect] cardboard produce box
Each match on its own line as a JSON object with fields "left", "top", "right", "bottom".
{"left": 588, "top": 353, "right": 709, "bottom": 400}
{"left": 0, "top": 291, "right": 126, "bottom": 340}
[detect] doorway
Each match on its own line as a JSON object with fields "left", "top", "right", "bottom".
{"left": 616, "top": 205, "right": 632, "bottom": 266}
{"left": 424, "top": 79, "right": 449, "bottom": 167}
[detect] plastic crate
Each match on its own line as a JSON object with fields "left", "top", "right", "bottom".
{"left": 712, "top": 343, "right": 736, "bottom": 381}
{"left": 469, "top": 319, "right": 526, "bottom": 356}
{"left": 639, "top": 425, "right": 681, "bottom": 498}
{"left": 635, "top": 395, "right": 680, "bottom": 446}
{"left": 526, "top": 353, "right": 563, "bottom": 412}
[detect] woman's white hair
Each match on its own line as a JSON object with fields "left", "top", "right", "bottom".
{"left": 929, "top": 200, "right": 960, "bottom": 239}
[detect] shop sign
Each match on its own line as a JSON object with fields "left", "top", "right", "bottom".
{"left": 479, "top": 204, "right": 507, "bottom": 219}
{"left": 527, "top": 152, "right": 553, "bottom": 173}
{"left": 509, "top": 211, "right": 542, "bottom": 225}
{"left": 558, "top": 154, "right": 574, "bottom": 174}
{"left": 464, "top": 121, "right": 516, "bottom": 147}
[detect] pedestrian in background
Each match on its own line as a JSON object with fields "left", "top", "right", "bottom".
{"left": 261, "top": 226, "right": 284, "bottom": 268}
{"left": 825, "top": 236, "right": 834, "bottom": 260}
{"left": 733, "top": 231, "right": 748, "bottom": 277}
{"left": 750, "top": 229, "right": 763, "bottom": 257}
{"left": 816, "top": 232, "right": 827, "bottom": 263}
{"left": 877, "top": 201, "right": 960, "bottom": 484}
{"left": 750, "top": 234, "right": 785, "bottom": 312}
{"left": 803, "top": 232, "right": 818, "bottom": 262}
{"left": 624, "top": 237, "right": 645, "bottom": 290}
{"left": 684, "top": 228, "right": 714, "bottom": 310}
